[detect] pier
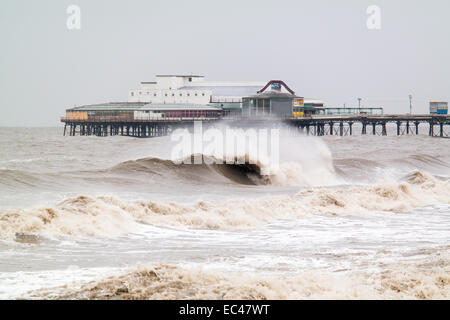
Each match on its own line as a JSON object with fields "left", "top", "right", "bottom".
{"left": 61, "top": 114, "right": 450, "bottom": 138}
{"left": 284, "top": 114, "right": 450, "bottom": 137}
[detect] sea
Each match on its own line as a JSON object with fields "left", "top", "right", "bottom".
{"left": 0, "top": 125, "right": 449, "bottom": 299}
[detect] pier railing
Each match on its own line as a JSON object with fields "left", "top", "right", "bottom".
{"left": 60, "top": 116, "right": 222, "bottom": 122}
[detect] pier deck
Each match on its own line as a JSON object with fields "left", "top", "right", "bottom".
{"left": 61, "top": 114, "right": 450, "bottom": 138}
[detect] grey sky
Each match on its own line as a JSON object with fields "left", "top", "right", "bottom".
{"left": 0, "top": 0, "right": 449, "bottom": 126}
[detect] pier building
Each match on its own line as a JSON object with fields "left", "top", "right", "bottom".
{"left": 60, "top": 74, "right": 450, "bottom": 139}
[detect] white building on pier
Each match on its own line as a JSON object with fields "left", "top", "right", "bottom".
{"left": 128, "top": 75, "right": 266, "bottom": 112}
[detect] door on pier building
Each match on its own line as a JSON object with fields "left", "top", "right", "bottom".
{"left": 256, "top": 98, "right": 271, "bottom": 116}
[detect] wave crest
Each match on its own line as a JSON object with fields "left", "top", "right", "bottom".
{"left": 110, "top": 153, "right": 336, "bottom": 187}
{"left": 1, "top": 171, "right": 448, "bottom": 240}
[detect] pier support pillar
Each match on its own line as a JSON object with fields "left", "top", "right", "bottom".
{"left": 382, "top": 122, "right": 387, "bottom": 136}
{"left": 318, "top": 124, "right": 324, "bottom": 136}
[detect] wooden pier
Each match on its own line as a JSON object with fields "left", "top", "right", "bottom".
{"left": 61, "top": 114, "right": 450, "bottom": 138}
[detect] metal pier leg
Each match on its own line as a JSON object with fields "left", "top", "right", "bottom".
{"left": 339, "top": 121, "right": 343, "bottom": 136}
{"left": 406, "top": 121, "right": 410, "bottom": 134}
{"left": 382, "top": 122, "right": 387, "bottom": 136}
{"left": 397, "top": 121, "right": 401, "bottom": 135}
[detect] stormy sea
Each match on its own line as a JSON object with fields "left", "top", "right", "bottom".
{"left": 0, "top": 126, "right": 449, "bottom": 299}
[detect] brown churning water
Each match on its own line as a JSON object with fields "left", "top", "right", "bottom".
{"left": 0, "top": 127, "right": 449, "bottom": 299}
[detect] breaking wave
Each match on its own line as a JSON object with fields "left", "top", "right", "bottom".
{"left": 110, "top": 155, "right": 270, "bottom": 186}
{"left": 109, "top": 150, "right": 336, "bottom": 187}
{"left": 0, "top": 142, "right": 336, "bottom": 189}
{"left": 1, "top": 171, "right": 448, "bottom": 241}
{"left": 21, "top": 252, "right": 450, "bottom": 299}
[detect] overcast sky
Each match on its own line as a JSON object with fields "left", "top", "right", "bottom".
{"left": 0, "top": 0, "right": 449, "bottom": 126}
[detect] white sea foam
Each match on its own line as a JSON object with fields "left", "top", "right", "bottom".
{"left": 1, "top": 171, "right": 448, "bottom": 240}
{"left": 20, "top": 253, "right": 450, "bottom": 300}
